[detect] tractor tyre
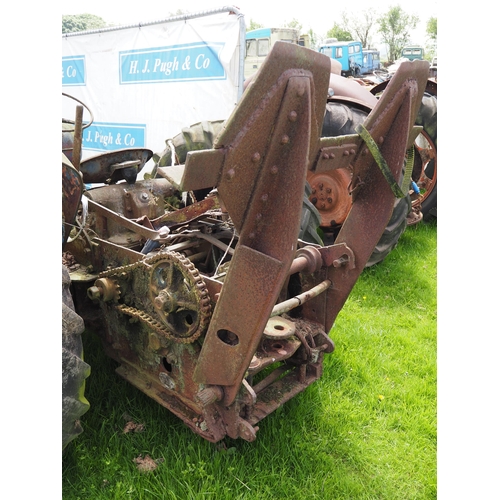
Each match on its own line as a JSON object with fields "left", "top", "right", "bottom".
{"left": 322, "top": 100, "right": 412, "bottom": 267}
{"left": 62, "top": 265, "right": 90, "bottom": 451}
{"left": 153, "top": 120, "right": 226, "bottom": 167}
{"left": 413, "top": 92, "right": 437, "bottom": 220}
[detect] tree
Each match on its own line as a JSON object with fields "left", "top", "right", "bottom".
{"left": 425, "top": 17, "right": 437, "bottom": 58}
{"left": 247, "top": 19, "right": 264, "bottom": 31}
{"left": 426, "top": 17, "right": 437, "bottom": 41}
{"left": 62, "top": 14, "right": 107, "bottom": 34}
{"left": 377, "top": 5, "right": 419, "bottom": 63}
{"left": 305, "top": 28, "right": 320, "bottom": 51}
{"left": 326, "top": 23, "right": 352, "bottom": 42}
{"left": 342, "top": 8, "right": 378, "bottom": 48}
{"left": 282, "top": 18, "right": 303, "bottom": 33}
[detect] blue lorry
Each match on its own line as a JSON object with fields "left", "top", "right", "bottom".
{"left": 245, "top": 31, "right": 380, "bottom": 79}
{"left": 318, "top": 39, "right": 381, "bottom": 76}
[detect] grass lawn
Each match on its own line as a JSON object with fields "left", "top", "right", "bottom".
{"left": 62, "top": 220, "right": 437, "bottom": 499}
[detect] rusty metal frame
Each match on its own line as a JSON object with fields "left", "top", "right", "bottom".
{"left": 66, "top": 42, "right": 430, "bottom": 442}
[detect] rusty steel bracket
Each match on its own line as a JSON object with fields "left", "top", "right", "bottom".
{"left": 185, "top": 42, "right": 332, "bottom": 406}
{"left": 323, "top": 59, "right": 429, "bottom": 332}
{"left": 184, "top": 46, "right": 428, "bottom": 407}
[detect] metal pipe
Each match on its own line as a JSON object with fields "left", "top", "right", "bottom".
{"left": 72, "top": 105, "right": 83, "bottom": 172}
{"left": 271, "top": 279, "right": 332, "bottom": 317}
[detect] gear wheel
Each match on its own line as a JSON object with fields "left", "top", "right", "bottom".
{"left": 147, "top": 251, "right": 211, "bottom": 342}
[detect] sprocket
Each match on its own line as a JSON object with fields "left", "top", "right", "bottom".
{"left": 147, "top": 251, "right": 212, "bottom": 343}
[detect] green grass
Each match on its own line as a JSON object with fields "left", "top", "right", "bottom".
{"left": 62, "top": 220, "right": 437, "bottom": 500}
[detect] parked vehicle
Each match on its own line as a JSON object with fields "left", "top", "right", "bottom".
{"left": 401, "top": 46, "right": 425, "bottom": 61}
{"left": 318, "top": 40, "right": 363, "bottom": 76}
{"left": 244, "top": 28, "right": 310, "bottom": 78}
{"left": 360, "top": 49, "right": 381, "bottom": 75}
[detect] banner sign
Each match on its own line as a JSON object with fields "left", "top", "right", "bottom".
{"left": 62, "top": 9, "right": 244, "bottom": 169}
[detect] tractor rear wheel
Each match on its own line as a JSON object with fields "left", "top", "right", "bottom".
{"left": 320, "top": 100, "right": 412, "bottom": 267}
{"left": 413, "top": 91, "right": 437, "bottom": 220}
{"left": 62, "top": 265, "right": 90, "bottom": 451}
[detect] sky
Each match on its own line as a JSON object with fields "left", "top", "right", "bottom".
{"left": 62, "top": 0, "right": 438, "bottom": 50}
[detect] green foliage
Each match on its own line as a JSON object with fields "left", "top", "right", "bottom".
{"left": 426, "top": 17, "right": 437, "bottom": 42}
{"left": 377, "top": 5, "right": 419, "bottom": 62}
{"left": 281, "top": 18, "right": 303, "bottom": 33}
{"left": 62, "top": 13, "right": 107, "bottom": 34}
{"left": 326, "top": 23, "right": 353, "bottom": 42}
{"left": 425, "top": 17, "right": 437, "bottom": 59}
{"left": 247, "top": 19, "right": 264, "bottom": 31}
{"left": 62, "top": 221, "right": 436, "bottom": 499}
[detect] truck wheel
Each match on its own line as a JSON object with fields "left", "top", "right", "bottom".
{"left": 321, "top": 100, "right": 412, "bottom": 266}
{"left": 62, "top": 265, "right": 90, "bottom": 451}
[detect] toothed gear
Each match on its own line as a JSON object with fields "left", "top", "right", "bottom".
{"left": 98, "top": 251, "right": 211, "bottom": 343}
{"left": 147, "top": 251, "right": 211, "bottom": 342}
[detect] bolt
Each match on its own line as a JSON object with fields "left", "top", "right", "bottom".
{"left": 350, "top": 149, "right": 356, "bottom": 155}
{"left": 154, "top": 290, "right": 174, "bottom": 312}
{"left": 270, "top": 165, "right": 278, "bottom": 175}
{"left": 281, "top": 135, "right": 289, "bottom": 145}
{"left": 323, "top": 152, "right": 329, "bottom": 159}
{"left": 326, "top": 187, "right": 332, "bottom": 193}
{"left": 261, "top": 193, "right": 268, "bottom": 202}
{"left": 87, "top": 286, "right": 102, "bottom": 300}
{"left": 195, "top": 386, "right": 224, "bottom": 406}
{"left": 343, "top": 150, "right": 350, "bottom": 156}
{"left": 332, "top": 256, "right": 347, "bottom": 268}
{"left": 251, "top": 152, "right": 261, "bottom": 162}
{"left": 140, "top": 192, "right": 149, "bottom": 201}
{"left": 379, "top": 136, "right": 384, "bottom": 144}
{"left": 289, "top": 110, "right": 297, "bottom": 121}
{"left": 327, "top": 197, "right": 333, "bottom": 204}
{"left": 311, "top": 197, "right": 318, "bottom": 205}
{"left": 226, "top": 168, "right": 235, "bottom": 180}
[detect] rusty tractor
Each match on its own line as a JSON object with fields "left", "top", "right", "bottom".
{"left": 62, "top": 42, "right": 429, "bottom": 448}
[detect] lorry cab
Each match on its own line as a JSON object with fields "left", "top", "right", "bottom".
{"left": 318, "top": 40, "right": 363, "bottom": 77}
{"left": 360, "top": 49, "right": 381, "bottom": 75}
{"left": 401, "top": 46, "right": 425, "bottom": 61}
{"left": 245, "top": 28, "right": 310, "bottom": 78}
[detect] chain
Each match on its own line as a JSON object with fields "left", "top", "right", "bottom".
{"left": 98, "top": 250, "right": 211, "bottom": 344}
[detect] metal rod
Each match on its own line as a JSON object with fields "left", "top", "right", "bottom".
{"left": 271, "top": 279, "right": 332, "bottom": 317}
{"left": 72, "top": 105, "right": 83, "bottom": 172}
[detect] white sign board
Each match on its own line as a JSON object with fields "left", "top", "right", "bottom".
{"left": 62, "top": 8, "right": 245, "bottom": 164}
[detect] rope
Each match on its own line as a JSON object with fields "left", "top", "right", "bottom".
{"left": 355, "top": 123, "right": 414, "bottom": 199}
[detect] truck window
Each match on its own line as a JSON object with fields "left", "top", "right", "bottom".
{"left": 246, "top": 39, "right": 257, "bottom": 57}
{"left": 348, "top": 45, "right": 354, "bottom": 54}
{"left": 258, "top": 39, "right": 270, "bottom": 57}
{"left": 335, "top": 47, "right": 343, "bottom": 58}
{"left": 355, "top": 45, "right": 361, "bottom": 53}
